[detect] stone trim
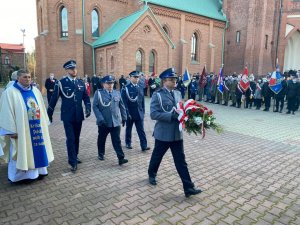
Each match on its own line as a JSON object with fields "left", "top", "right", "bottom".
{"left": 151, "top": 6, "right": 181, "bottom": 19}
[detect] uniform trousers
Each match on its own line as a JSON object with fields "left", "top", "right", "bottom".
{"left": 46, "top": 92, "right": 53, "bottom": 105}
{"left": 275, "top": 97, "right": 284, "bottom": 111}
{"left": 148, "top": 139, "right": 194, "bottom": 190}
{"left": 63, "top": 121, "right": 82, "bottom": 167}
{"left": 97, "top": 125, "right": 125, "bottom": 160}
{"left": 125, "top": 118, "right": 147, "bottom": 149}
{"left": 264, "top": 96, "right": 271, "bottom": 109}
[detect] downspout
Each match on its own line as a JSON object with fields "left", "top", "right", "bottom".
{"left": 275, "top": 0, "right": 283, "bottom": 67}
{"left": 82, "top": 0, "right": 95, "bottom": 74}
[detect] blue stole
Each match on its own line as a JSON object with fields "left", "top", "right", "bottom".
{"left": 13, "top": 82, "right": 49, "bottom": 168}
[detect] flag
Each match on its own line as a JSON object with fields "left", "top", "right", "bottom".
{"left": 269, "top": 65, "right": 282, "bottom": 94}
{"left": 217, "top": 67, "right": 224, "bottom": 94}
{"left": 199, "top": 65, "right": 207, "bottom": 88}
{"left": 182, "top": 68, "right": 191, "bottom": 87}
{"left": 239, "top": 66, "right": 250, "bottom": 91}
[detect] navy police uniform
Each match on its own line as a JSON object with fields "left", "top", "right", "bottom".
{"left": 47, "top": 60, "right": 91, "bottom": 172}
{"left": 147, "top": 68, "right": 202, "bottom": 197}
{"left": 92, "top": 75, "right": 128, "bottom": 165}
{"left": 121, "top": 71, "right": 149, "bottom": 151}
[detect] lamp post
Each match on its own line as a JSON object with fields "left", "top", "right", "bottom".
{"left": 20, "top": 29, "right": 26, "bottom": 69}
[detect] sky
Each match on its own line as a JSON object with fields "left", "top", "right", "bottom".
{"left": 0, "top": 0, "right": 37, "bottom": 52}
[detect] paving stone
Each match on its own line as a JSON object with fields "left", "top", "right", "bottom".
{"left": 0, "top": 98, "right": 299, "bottom": 224}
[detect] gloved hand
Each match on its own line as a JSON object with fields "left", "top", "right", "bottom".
{"left": 122, "top": 120, "right": 126, "bottom": 127}
{"left": 85, "top": 110, "right": 91, "bottom": 118}
{"left": 97, "top": 120, "right": 107, "bottom": 127}
{"left": 171, "top": 111, "right": 179, "bottom": 121}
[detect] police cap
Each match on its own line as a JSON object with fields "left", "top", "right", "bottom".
{"left": 63, "top": 60, "right": 76, "bottom": 69}
{"left": 102, "top": 75, "right": 115, "bottom": 83}
{"left": 129, "top": 71, "right": 140, "bottom": 77}
{"left": 159, "top": 67, "right": 177, "bottom": 79}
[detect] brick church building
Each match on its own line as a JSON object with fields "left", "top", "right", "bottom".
{"left": 35, "top": 0, "right": 226, "bottom": 90}
{"left": 35, "top": 0, "right": 300, "bottom": 89}
{"left": 223, "top": 0, "right": 300, "bottom": 75}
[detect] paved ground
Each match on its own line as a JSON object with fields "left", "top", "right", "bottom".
{"left": 0, "top": 96, "right": 300, "bottom": 225}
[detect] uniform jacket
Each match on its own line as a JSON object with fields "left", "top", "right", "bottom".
{"left": 93, "top": 89, "right": 127, "bottom": 127}
{"left": 150, "top": 88, "right": 182, "bottom": 142}
{"left": 48, "top": 77, "right": 91, "bottom": 122}
{"left": 121, "top": 82, "right": 145, "bottom": 120}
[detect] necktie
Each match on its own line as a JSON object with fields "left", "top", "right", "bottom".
{"left": 170, "top": 91, "right": 175, "bottom": 99}
{"left": 109, "top": 92, "right": 112, "bottom": 99}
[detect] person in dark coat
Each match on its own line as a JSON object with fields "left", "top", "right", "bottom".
{"left": 44, "top": 73, "right": 57, "bottom": 104}
{"left": 119, "top": 75, "right": 127, "bottom": 90}
{"left": 261, "top": 78, "right": 273, "bottom": 111}
{"left": 274, "top": 79, "right": 287, "bottom": 113}
{"left": 47, "top": 60, "right": 91, "bottom": 172}
{"left": 91, "top": 74, "right": 99, "bottom": 95}
{"left": 121, "top": 71, "right": 150, "bottom": 151}
{"left": 286, "top": 75, "right": 300, "bottom": 114}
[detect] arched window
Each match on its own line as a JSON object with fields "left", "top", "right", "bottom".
{"left": 110, "top": 56, "right": 114, "bottom": 71}
{"left": 162, "top": 25, "right": 169, "bottom": 36}
{"left": 91, "top": 9, "right": 99, "bottom": 37}
{"left": 60, "top": 6, "right": 68, "bottom": 37}
{"left": 99, "top": 57, "right": 103, "bottom": 71}
{"left": 135, "top": 50, "right": 143, "bottom": 72}
{"left": 191, "top": 33, "right": 198, "bottom": 61}
{"left": 4, "top": 56, "right": 10, "bottom": 65}
{"left": 149, "top": 50, "right": 155, "bottom": 73}
{"left": 40, "top": 8, "right": 43, "bottom": 32}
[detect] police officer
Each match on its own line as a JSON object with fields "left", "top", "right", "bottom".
{"left": 93, "top": 75, "right": 128, "bottom": 165}
{"left": 45, "top": 73, "right": 57, "bottom": 104}
{"left": 147, "top": 67, "right": 202, "bottom": 198}
{"left": 121, "top": 71, "right": 150, "bottom": 151}
{"left": 47, "top": 60, "right": 91, "bottom": 172}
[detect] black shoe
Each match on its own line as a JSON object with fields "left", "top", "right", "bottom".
{"left": 263, "top": 108, "right": 269, "bottom": 111}
{"left": 274, "top": 110, "right": 278, "bottom": 112}
{"left": 279, "top": 109, "right": 282, "bottom": 113}
{"left": 184, "top": 187, "right": 202, "bottom": 198}
{"left": 292, "top": 111, "right": 295, "bottom": 115}
{"left": 71, "top": 165, "right": 77, "bottom": 172}
{"left": 77, "top": 158, "right": 82, "bottom": 164}
{"left": 119, "top": 158, "right": 128, "bottom": 165}
{"left": 142, "top": 147, "right": 150, "bottom": 151}
{"left": 286, "top": 111, "right": 291, "bottom": 114}
{"left": 126, "top": 145, "right": 133, "bottom": 149}
{"left": 98, "top": 155, "right": 105, "bottom": 160}
{"left": 149, "top": 177, "right": 157, "bottom": 185}
{"left": 37, "top": 174, "right": 48, "bottom": 180}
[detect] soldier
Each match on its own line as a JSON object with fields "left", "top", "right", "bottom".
{"left": 45, "top": 73, "right": 57, "bottom": 104}
{"left": 121, "top": 71, "right": 150, "bottom": 151}
{"left": 222, "top": 76, "right": 231, "bottom": 106}
{"left": 93, "top": 75, "right": 128, "bottom": 165}
{"left": 274, "top": 78, "right": 287, "bottom": 113}
{"left": 229, "top": 74, "right": 238, "bottom": 107}
{"left": 47, "top": 60, "right": 91, "bottom": 172}
{"left": 147, "top": 67, "right": 202, "bottom": 198}
{"left": 245, "top": 74, "right": 256, "bottom": 109}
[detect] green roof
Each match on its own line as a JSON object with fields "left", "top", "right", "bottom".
{"left": 144, "top": 0, "right": 226, "bottom": 22}
{"left": 93, "top": 7, "right": 149, "bottom": 48}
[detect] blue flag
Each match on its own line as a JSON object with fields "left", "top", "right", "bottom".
{"left": 269, "top": 66, "right": 282, "bottom": 94}
{"left": 217, "top": 67, "right": 224, "bottom": 94}
{"left": 182, "top": 68, "right": 191, "bottom": 87}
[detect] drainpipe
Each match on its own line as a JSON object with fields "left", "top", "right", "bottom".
{"left": 275, "top": 0, "right": 283, "bottom": 68}
{"left": 82, "top": 0, "right": 95, "bottom": 74}
{"left": 221, "top": 20, "right": 229, "bottom": 66}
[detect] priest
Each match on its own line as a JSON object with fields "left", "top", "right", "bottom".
{"left": 0, "top": 69, "right": 54, "bottom": 182}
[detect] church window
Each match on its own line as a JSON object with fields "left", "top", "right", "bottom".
{"left": 149, "top": 50, "right": 156, "bottom": 73}
{"left": 191, "top": 33, "right": 198, "bottom": 61}
{"left": 60, "top": 6, "right": 68, "bottom": 37}
{"left": 40, "top": 8, "right": 43, "bottom": 32}
{"left": 136, "top": 49, "right": 143, "bottom": 72}
{"left": 4, "top": 56, "right": 10, "bottom": 65}
{"left": 236, "top": 31, "right": 241, "bottom": 43}
{"left": 92, "top": 9, "right": 99, "bottom": 37}
{"left": 265, "top": 35, "right": 268, "bottom": 49}
{"left": 110, "top": 56, "right": 114, "bottom": 71}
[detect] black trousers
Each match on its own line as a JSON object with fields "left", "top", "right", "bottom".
{"left": 287, "top": 97, "right": 297, "bottom": 112}
{"left": 264, "top": 96, "right": 271, "bottom": 109}
{"left": 63, "top": 121, "right": 82, "bottom": 167}
{"left": 125, "top": 118, "right": 147, "bottom": 149}
{"left": 97, "top": 125, "right": 125, "bottom": 160}
{"left": 47, "top": 92, "right": 53, "bottom": 104}
{"left": 148, "top": 139, "right": 194, "bottom": 190}
{"left": 255, "top": 99, "right": 262, "bottom": 109}
{"left": 275, "top": 97, "right": 284, "bottom": 111}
